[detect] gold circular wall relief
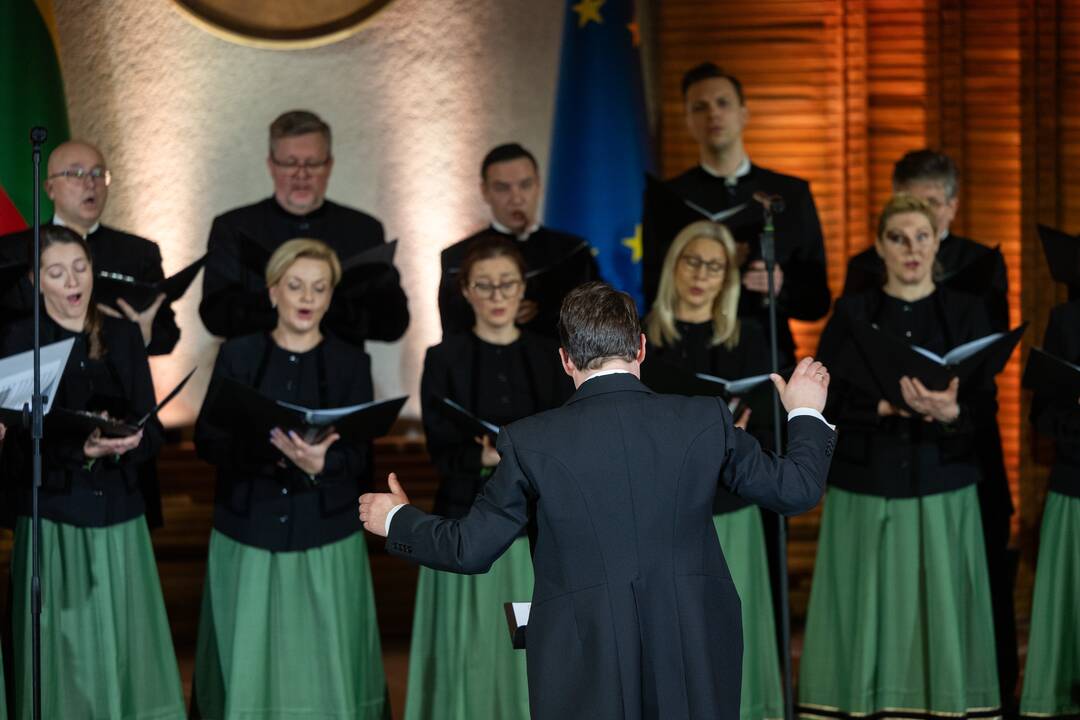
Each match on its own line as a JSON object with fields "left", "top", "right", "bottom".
{"left": 171, "top": 0, "right": 396, "bottom": 49}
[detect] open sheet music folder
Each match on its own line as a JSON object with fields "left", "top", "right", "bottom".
{"left": 0, "top": 338, "right": 75, "bottom": 423}
{"left": 94, "top": 255, "right": 206, "bottom": 312}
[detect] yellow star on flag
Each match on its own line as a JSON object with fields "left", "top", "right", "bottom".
{"left": 573, "top": 0, "right": 605, "bottom": 28}
{"left": 622, "top": 223, "right": 643, "bottom": 264}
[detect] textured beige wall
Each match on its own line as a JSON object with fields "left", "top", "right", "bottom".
{"left": 51, "top": 0, "right": 565, "bottom": 425}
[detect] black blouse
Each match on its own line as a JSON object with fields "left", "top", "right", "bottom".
{"left": 194, "top": 331, "right": 373, "bottom": 551}
{"left": 0, "top": 314, "right": 162, "bottom": 527}
{"left": 647, "top": 318, "right": 772, "bottom": 514}
{"left": 817, "top": 287, "right": 995, "bottom": 498}
{"left": 420, "top": 330, "right": 572, "bottom": 519}
{"left": 1032, "top": 299, "right": 1080, "bottom": 499}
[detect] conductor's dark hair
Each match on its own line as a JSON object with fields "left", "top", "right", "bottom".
{"left": 269, "top": 110, "right": 332, "bottom": 154}
{"left": 458, "top": 232, "right": 526, "bottom": 289}
{"left": 681, "top": 62, "right": 745, "bottom": 104}
{"left": 481, "top": 143, "right": 539, "bottom": 181}
{"left": 33, "top": 224, "right": 106, "bottom": 359}
{"left": 559, "top": 282, "right": 641, "bottom": 370}
{"left": 892, "top": 149, "right": 959, "bottom": 199}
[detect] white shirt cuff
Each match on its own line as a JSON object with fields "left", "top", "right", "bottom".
{"left": 787, "top": 407, "right": 835, "bottom": 431}
{"left": 385, "top": 503, "right": 406, "bottom": 536}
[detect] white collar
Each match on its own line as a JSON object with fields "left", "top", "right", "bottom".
{"left": 52, "top": 214, "right": 100, "bottom": 238}
{"left": 700, "top": 155, "right": 751, "bottom": 186}
{"left": 580, "top": 369, "right": 634, "bottom": 386}
{"left": 491, "top": 219, "right": 540, "bottom": 241}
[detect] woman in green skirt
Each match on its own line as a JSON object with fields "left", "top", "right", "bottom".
{"left": 798, "top": 195, "right": 1001, "bottom": 718}
{"left": 642, "top": 220, "right": 783, "bottom": 720}
{"left": 193, "top": 239, "right": 388, "bottom": 719}
{"left": 0, "top": 226, "right": 185, "bottom": 720}
{"left": 1022, "top": 299, "right": 1080, "bottom": 718}
{"left": 408, "top": 234, "right": 571, "bottom": 719}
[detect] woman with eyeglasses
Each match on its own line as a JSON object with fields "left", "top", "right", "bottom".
{"left": 798, "top": 195, "right": 1001, "bottom": 718}
{"left": 192, "top": 239, "right": 388, "bottom": 719}
{"left": 406, "top": 233, "right": 572, "bottom": 720}
{"left": 1020, "top": 299, "right": 1080, "bottom": 718}
{"left": 641, "top": 220, "right": 781, "bottom": 720}
{"left": 0, "top": 225, "right": 184, "bottom": 720}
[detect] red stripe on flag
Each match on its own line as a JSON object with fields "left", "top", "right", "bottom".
{"left": 0, "top": 185, "right": 28, "bottom": 235}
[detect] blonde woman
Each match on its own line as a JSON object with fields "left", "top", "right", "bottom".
{"left": 643, "top": 220, "right": 781, "bottom": 720}
{"left": 193, "top": 239, "right": 387, "bottom": 719}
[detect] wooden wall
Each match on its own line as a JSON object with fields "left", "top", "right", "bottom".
{"left": 655, "top": 1, "right": 1080, "bottom": 577}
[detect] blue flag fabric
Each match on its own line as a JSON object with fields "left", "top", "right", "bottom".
{"left": 544, "top": 0, "right": 652, "bottom": 308}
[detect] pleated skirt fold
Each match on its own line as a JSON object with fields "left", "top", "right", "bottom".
{"left": 11, "top": 516, "right": 186, "bottom": 720}
{"left": 714, "top": 507, "right": 784, "bottom": 720}
{"left": 798, "top": 485, "right": 1000, "bottom": 719}
{"left": 1020, "top": 491, "right": 1080, "bottom": 719}
{"left": 404, "top": 535, "right": 533, "bottom": 720}
{"left": 193, "top": 529, "right": 388, "bottom": 720}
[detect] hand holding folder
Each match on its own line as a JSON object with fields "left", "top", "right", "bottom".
{"left": 94, "top": 256, "right": 206, "bottom": 312}
{"left": 47, "top": 368, "right": 197, "bottom": 439}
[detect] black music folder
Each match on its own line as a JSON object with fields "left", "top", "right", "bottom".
{"left": 46, "top": 367, "right": 197, "bottom": 438}
{"left": 1022, "top": 347, "right": 1080, "bottom": 399}
{"left": 438, "top": 397, "right": 499, "bottom": 439}
{"left": 851, "top": 321, "right": 1027, "bottom": 408}
{"left": 1037, "top": 224, "right": 1080, "bottom": 286}
{"left": 95, "top": 255, "right": 206, "bottom": 312}
{"left": 208, "top": 378, "right": 406, "bottom": 444}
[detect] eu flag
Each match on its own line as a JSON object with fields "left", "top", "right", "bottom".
{"left": 544, "top": 0, "right": 652, "bottom": 307}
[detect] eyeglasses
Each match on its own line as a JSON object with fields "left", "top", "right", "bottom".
{"left": 468, "top": 279, "right": 524, "bottom": 299}
{"left": 48, "top": 167, "right": 111, "bottom": 186}
{"left": 680, "top": 254, "right": 726, "bottom": 276}
{"left": 270, "top": 156, "right": 332, "bottom": 174}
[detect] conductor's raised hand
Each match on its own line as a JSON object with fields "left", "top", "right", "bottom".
{"left": 358, "top": 472, "right": 410, "bottom": 537}
{"left": 770, "top": 356, "right": 829, "bottom": 414}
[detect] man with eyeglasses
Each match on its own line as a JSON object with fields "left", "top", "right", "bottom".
{"left": 841, "top": 149, "right": 1017, "bottom": 709}
{"left": 437, "top": 143, "right": 599, "bottom": 339}
{"left": 0, "top": 140, "right": 180, "bottom": 356}
{"left": 644, "top": 62, "right": 831, "bottom": 369}
{"left": 199, "top": 110, "right": 408, "bottom": 346}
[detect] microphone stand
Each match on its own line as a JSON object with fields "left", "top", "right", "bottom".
{"left": 23, "top": 125, "right": 48, "bottom": 720}
{"left": 760, "top": 203, "right": 794, "bottom": 720}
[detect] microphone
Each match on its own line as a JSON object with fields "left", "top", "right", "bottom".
{"left": 30, "top": 127, "right": 47, "bottom": 145}
{"left": 752, "top": 191, "right": 785, "bottom": 214}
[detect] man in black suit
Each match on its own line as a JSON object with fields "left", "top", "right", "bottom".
{"left": 842, "top": 149, "right": 1017, "bottom": 707}
{"left": 199, "top": 110, "right": 408, "bottom": 347}
{"left": 645, "top": 62, "right": 831, "bottom": 368}
{"left": 0, "top": 140, "right": 180, "bottom": 355}
{"left": 437, "top": 143, "right": 599, "bottom": 339}
{"left": 361, "top": 282, "right": 835, "bottom": 720}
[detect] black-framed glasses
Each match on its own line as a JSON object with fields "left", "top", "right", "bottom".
{"left": 270, "top": 156, "right": 332, "bottom": 174}
{"left": 680, "top": 254, "right": 726, "bottom": 276}
{"left": 469, "top": 279, "right": 524, "bottom": 299}
{"left": 48, "top": 167, "right": 111, "bottom": 186}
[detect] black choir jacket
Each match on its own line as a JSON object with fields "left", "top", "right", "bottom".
{"left": 0, "top": 224, "right": 180, "bottom": 356}
{"left": 420, "top": 330, "right": 572, "bottom": 518}
{"left": 194, "top": 331, "right": 372, "bottom": 552}
{"left": 817, "top": 288, "right": 995, "bottom": 498}
{"left": 651, "top": 164, "right": 831, "bottom": 363}
{"left": 388, "top": 372, "right": 835, "bottom": 720}
{"left": 0, "top": 314, "right": 163, "bottom": 527}
{"left": 1032, "top": 299, "right": 1080, "bottom": 499}
{"left": 199, "top": 197, "right": 409, "bottom": 347}
{"left": 438, "top": 225, "right": 599, "bottom": 339}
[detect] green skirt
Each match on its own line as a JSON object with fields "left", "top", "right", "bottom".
{"left": 1020, "top": 491, "right": 1080, "bottom": 718}
{"left": 194, "top": 529, "right": 388, "bottom": 719}
{"left": 404, "top": 535, "right": 533, "bottom": 720}
{"left": 798, "top": 486, "right": 1000, "bottom": 718}
{"left": 714, "top": 508, "right": 784, "bottom": 720}
{"left": 11, "top": 516, "right": 185, "bottom": 720}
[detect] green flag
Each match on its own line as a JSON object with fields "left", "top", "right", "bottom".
{"left": 0, "top": 0, "right": 70, "bottom": 233}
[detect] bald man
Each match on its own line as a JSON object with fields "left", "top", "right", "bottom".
{"left": 0, "top": 141, "right": 179, "bottom": 355}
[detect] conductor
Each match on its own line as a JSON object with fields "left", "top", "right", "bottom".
{"left": 360, "top": 281, "right": 836, "bottom": 720}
